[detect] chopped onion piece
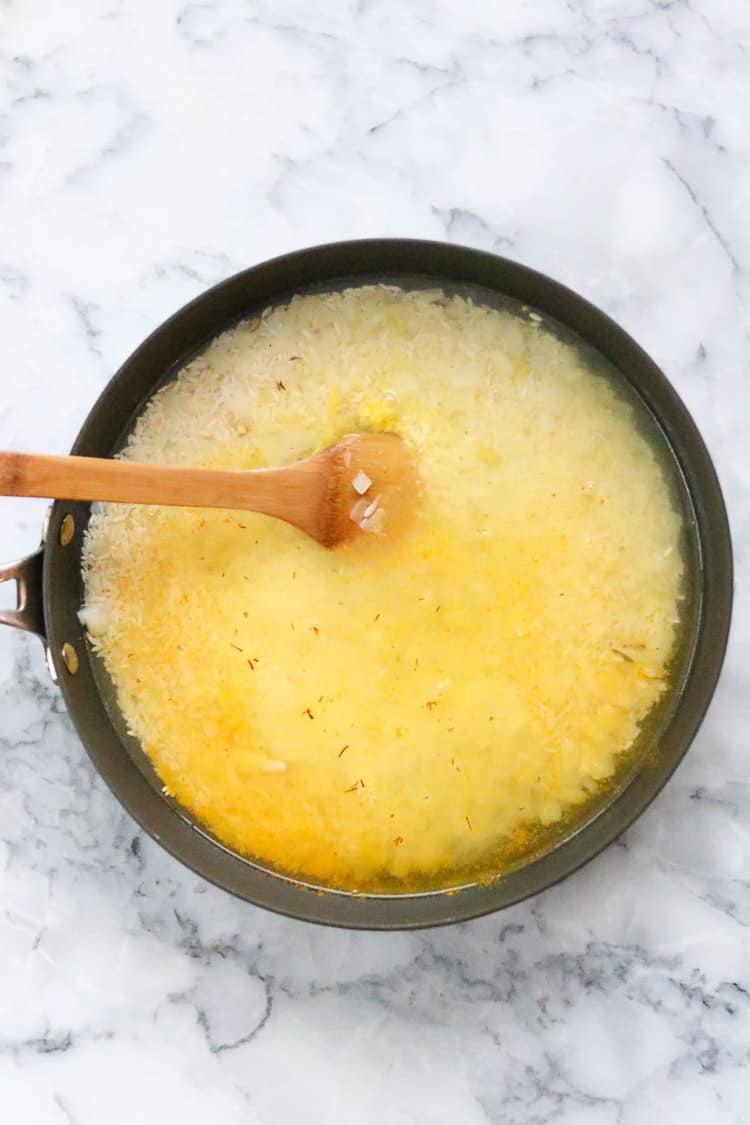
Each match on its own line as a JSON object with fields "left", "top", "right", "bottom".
{"left": 352, "top": 470, "right": 372, "bottom": 495}
{"left": 350, "top": 497, "right": 370, "bottom": 523}
{"left": 362, "top": 494, "right": 381, "bottom": 519}
{"left": 360, "top": 507, "right": 385, "bottom": 533}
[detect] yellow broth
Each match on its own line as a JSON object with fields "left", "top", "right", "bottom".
{"left": 82, "top": 286, "right": 684, "bottom": 892}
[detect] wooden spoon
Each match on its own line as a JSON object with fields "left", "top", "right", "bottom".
{"left": 0, "top": 433, "right": 414, "bottom": 549}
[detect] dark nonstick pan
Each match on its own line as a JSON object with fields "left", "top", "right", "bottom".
{"left": 0, "top": 240, "right": 733, "bottom": 929}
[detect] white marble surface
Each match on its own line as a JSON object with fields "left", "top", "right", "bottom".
{"left": 0, "top": 1, "right": 748, "bottom": 1121}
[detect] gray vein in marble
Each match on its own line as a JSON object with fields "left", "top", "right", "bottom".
{"left": 662, "top": 158, "right": 741, "bottom": 273}
{"left": 195, "top": 979, "right": 274, "bottom": 1054}
{"left": 432, "top": 207, "right": 516, "bottom": 253}
{"left": 367, "top": 77, "right": 463, "bottom": 135}
{"left": 53, "top": 1095, "right": 76, "bottom": 1125}
{"left": 477, "top": 1052, "right": 623, "bottom": 1125}
{"left": 70, "top": 297, "right": 103, "bottom": 355}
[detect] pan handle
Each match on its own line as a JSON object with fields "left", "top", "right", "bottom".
{"left": 0, "top": 548, "right": 46, "bottom": 639}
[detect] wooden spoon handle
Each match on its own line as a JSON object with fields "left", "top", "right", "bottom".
{"left": 0, "top": 450, "right": 306, "bottom": 515}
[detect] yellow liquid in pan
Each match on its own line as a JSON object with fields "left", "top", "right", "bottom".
{"left": 82, "top": 287, "right": 684, "bottom": 891}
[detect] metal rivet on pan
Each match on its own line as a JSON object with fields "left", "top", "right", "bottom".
{"left": 59, "top": 514, "right": 75, "bottom": 547}
{"left": 61, "top": 642, "right": 79, "bottom": 675}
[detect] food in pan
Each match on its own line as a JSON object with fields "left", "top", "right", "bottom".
{"left": 82, "top": 285, "right": 684, "bottom": 891}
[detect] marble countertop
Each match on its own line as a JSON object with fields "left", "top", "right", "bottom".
{"left": 1, "top": 2, "right": 748, "bottom": 1122}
